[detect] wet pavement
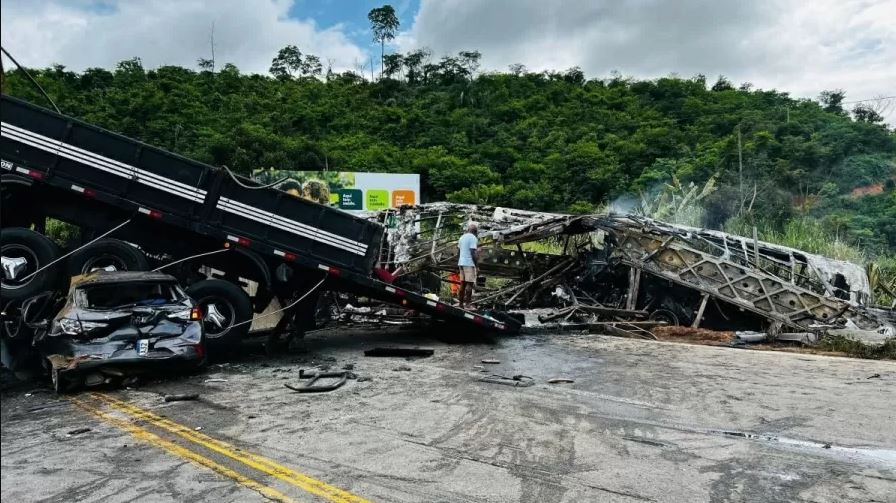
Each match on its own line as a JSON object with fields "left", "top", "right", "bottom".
{"left": 2, "top": 328, "right": 895, "bottom": 502}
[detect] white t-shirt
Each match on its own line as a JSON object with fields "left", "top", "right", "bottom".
{"left": 458, "top": 233, "right": 478, "bottom": 267}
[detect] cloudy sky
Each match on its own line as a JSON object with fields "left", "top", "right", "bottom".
{"left": 2, "top": 0, "right": 894, "bottom": 122}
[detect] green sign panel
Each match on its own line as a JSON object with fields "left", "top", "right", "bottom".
{"left": 366, "top": 189, "right": 389, "bottom": 210}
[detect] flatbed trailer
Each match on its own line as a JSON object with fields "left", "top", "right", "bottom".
{"left": 1, "top": 95, "right": 517, "bottom": 352}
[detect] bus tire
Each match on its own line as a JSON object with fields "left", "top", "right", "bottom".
{"left": 186, "top": 279, "right": 252, "bottom": 353}
{"left": 1, "top": 228, "right": 62, "bottom": 302}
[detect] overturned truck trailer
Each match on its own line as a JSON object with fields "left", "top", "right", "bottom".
{"left": 372, "top": 203, "right": 894, "bottom": 342}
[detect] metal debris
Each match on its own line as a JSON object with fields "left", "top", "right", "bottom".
{"left": 164, "top": 394, "right": 200, "bottom": 402}
{"left": 478, "top": 374, "right": 534, "bottom": 387}
{"left": 364, "top": 347, "right": 434, "bottom": 357}
{"left": 284, "top": 371, "right": 348, "bottom": 393}
{"left": 370, "top": 203, "right": 894, "bottom": 345}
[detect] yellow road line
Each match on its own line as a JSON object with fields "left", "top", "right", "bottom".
{"left": 90, "top": 393, "right": 373, "bottom": 503}
{"left": 70, "top": 398, "right": 296, "bottom": 503}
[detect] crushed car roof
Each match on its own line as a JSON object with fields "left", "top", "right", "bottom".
{"left": 70, "top": 271, "right": 178, "bottom": 287}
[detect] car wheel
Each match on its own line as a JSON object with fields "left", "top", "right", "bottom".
{"left": 186, "top": 279, "right": 252, "bottom": 353}
{"left": 649, "top": 308, "right": 680, "bottom": 326}
{"left": 1, "top": 228, "right": 63, "bottom": 302}
{"left": 68, "top": 238, "right": 149, "bottom": 276}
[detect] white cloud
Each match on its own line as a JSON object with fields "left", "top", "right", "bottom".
{"left": 0, "top": 0, "right": 367, "bottom": 74}
{"left": 401, "top": 0, "right": 896, "bottom": 123}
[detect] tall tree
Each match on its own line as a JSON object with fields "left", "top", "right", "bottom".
{"left": 403, "top": 48, "right": 430, "bottom": 84}
{"left": 300, "top": 55, "right": 323, "bottom": 77}
{"left": 368, "top": 5, "right": 400, "bottom": 79}
{"left": 382, "top": 53, "right": 404, "bottom": 79}
{"left": 852, "top": 104, "right": 884, "bottom": 123}
{"left": 270, "top": 45, "right": 303, "bottom": 79}
{"left": 820, "top": 89, "right": 847, "bottom": 115}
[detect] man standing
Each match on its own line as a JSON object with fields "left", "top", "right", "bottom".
{"left": 457, "top": 222, "right": 479, "bottom": 309}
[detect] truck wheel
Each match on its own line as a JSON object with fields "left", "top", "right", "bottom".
{"left": 186, "top": 279, "right": 252, "bottom": 352}
{"left": 68, "top": 238, "right": 149, "bottom": 275}
{"left": 1, "top": 228, "right": 62, "bottom": 302}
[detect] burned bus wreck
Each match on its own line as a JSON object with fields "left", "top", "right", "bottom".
{"left": 371, "top": 203, "right": 894, "bottom": 344}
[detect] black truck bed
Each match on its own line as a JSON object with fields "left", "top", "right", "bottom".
{"left": 0, "top": 95, "right": 518, "bottom": 334}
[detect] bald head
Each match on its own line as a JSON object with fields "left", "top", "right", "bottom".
{"left": 467, "top": 222, "right": 479, "bottom": 234}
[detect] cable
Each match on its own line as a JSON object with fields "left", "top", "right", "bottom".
{"left": 20, "top": 219, "right": 131, "bottom": 282}
{"left": 0, "top": 46, "right": 61, "bottom": 114}
{"left": 221, "top": 165, "right": 288, "bottom": 190}
{"left": 841, "top": 96, "right": 896, "bottom": 104}
{"left": 229, "top": 274, "right": 327, "bottom": 329}
{"left": 152, "top": 248, "right": 230, "bottom": 271}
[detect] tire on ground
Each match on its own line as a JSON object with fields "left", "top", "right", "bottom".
{"left": 1, "top": 227, "right": 63, "bottom": 302}
{"left": 67, "top": 238, "right": 149, "bottom": 276}
{"left": 186, "top": 279, "right": 252, "bottom": 353}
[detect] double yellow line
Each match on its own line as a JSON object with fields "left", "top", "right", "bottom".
{"left": 72, "top": 393, "right": 373, "bottom": 503}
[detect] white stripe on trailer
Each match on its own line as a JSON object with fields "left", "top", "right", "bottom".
{"left": 14, "top": 166, "right": 29, "bottom": 175}
{"left": 217, "top": 197, "right": 368, "bottom": 255}
{"left": 217, "top": 199, "right": 366, "bottom": 256}
{"left": 426, "top": 300, "right": 437, "bottom": 307}
{"left": 2, "top": 126, "right": 205, "bottom": 202}
{"left": 219, "top": 197, "right": 367, "bottom": 253}
{"left": 138, "top": 207, "right": 152, "bottom": 215}
{"left": 1, "top": 122, "right": 207, "bottom": 203}
{"left": 1, "top": 122, "right": 207, "bottom": 197}
{"left": 464, "top": 313, "right": 475, "bottom": 320}
{"left": 273, "top": 250, "right": 285, "bottom": 257}
{"left": 226, "top": 235, "right": 241, "bottom": 242}
{"left": 496, "top": 324, "right": 505, "bottom": 330}
{"left": 317, "top": 264, "right": 330, "bottom": 272}
{"left": 385, "top": 286, "right": 396, "bottom": 293}
{"left": 71, "top": 184, "right": 85, "bottom": 193}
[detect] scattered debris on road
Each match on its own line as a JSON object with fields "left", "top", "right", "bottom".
{"left": 364, "top": 347, "right": 435, "bottom": 357}
{"left": 285, "top": 370, "right": 349, "bottom": 393}
{"left": 164, "top": 394, "right": 200, "bottom": 402}
{"left": 548, "top": 378, "right": 575, "bottom": 384}
{"left": 478, "top": 374, "right": 534, "bottom": 387}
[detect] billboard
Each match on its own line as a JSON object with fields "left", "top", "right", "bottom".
{"left": 251, "top": 170, "right": 420, "bottom": 212}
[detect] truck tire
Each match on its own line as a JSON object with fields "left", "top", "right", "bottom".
{"left": 1, "top": 228, "right": 63, "bottom": 302}
{"left": 186, "top": 279, "right": 252, "bottom": 353}
{"left": 68, "top": 238, "right": 149, "bottom": 275}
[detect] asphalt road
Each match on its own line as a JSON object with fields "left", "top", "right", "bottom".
{"left": 2, "top": 329, "right": 895, "bottom": 503}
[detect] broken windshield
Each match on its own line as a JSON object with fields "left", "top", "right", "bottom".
{"left": 76, "top": 282, "right": 184, "bottom": 310}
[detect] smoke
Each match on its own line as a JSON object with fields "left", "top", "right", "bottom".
{"left": 608, "top": 193, "right": 642, "bottom": 215}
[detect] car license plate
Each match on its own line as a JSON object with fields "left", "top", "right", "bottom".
{"left": 137, "top": 339, "right": 149, "bottom": 356}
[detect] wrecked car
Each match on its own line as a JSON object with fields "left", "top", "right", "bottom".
{"left": 28, "top": 271, "right": 206, "bottom": 393}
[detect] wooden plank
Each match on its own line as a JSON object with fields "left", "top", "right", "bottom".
{"left": 625, "top": 267, "right": 641, "bottom": 310}
{"left": 691, "top": 294, "right": 710, "bottom": 328}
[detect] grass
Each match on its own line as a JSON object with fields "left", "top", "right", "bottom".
{"left": 725, "top": 217, "right": 866, "bottom": 263}
{"left": 816, "top": 334, "right": 896, "bottom": 360}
